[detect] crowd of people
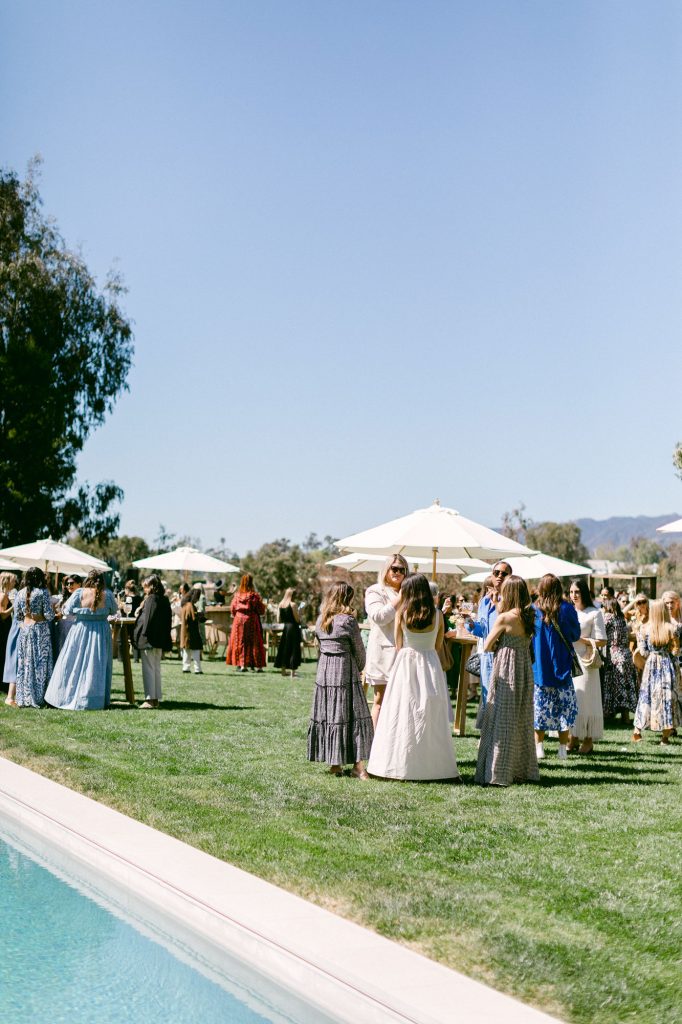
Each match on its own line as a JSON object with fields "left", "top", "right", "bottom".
{"left": 2, "top": 560, "right": 681, "bottom": 789}
{"left": 306, "top": 557, "right": 682, "bottom": 786}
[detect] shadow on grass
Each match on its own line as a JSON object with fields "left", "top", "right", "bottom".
{"left": 158, "top": 700, "right": 258, "bottom": 712}
{"left": 108, "top": 700, "right": 257, "bottom": 712}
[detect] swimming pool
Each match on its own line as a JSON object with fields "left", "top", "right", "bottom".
{"left": 0, "top": 820, "right": 331, "bottom": 1024}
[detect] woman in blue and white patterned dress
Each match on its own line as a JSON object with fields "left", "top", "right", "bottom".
{"left": 14, "top": 566, "right": 55, "bottom": 708}
{"left": 632, "top": 599, "right": 681, "bottom": 745}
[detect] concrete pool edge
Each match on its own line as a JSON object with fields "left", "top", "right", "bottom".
{"left": 0, "top": 756, "right": 560, "bottom": 1024}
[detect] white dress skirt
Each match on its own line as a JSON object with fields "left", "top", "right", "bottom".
{"left": 572, "top": 607, "right": 606, "bottom": 740}
{"left": 367, "top": 620, "right": 459, "bottom": 781}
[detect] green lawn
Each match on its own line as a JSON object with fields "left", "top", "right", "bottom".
{"left": 2, "top": 657, "right": 681, "bottom": 1024}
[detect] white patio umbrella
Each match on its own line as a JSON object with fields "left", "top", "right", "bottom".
{"left": 327, "top": 552, "right": 490, "bottom": 575}
{"left": 0, "top": 537, "right": 111, "bottom": 575}
{"left": 461, "top": 552, "right": 592, "bottom": 583}
{"left": 657, "top": 517, "right": 682, "bottom": 534}
{"left": 0, "top": 556, "right": 23, "bottom": 571}
{"left": 132, "top": 546, "right": 240, "bottom": 575}
{"left": 335, "top": 500, "right": 535, "bottom": 578}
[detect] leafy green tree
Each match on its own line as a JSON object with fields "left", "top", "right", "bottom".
{"left": 72, "top": 533, "right": 151, "bottom": 580}
{"left": 500, "top": 503, "right": 531, "bottom": 542}
{"left": 674, "top": 442, "right": 682, "bottom": 481}
{"left": 0, "top": 161, "right": 133, "bottom": 544}
{"left": 524, "top": 521, "right": 591, "bottom": 564}
{"left": 657, "top": 543, "right": 682, "bottom": 595}
{"left": 241, "top": 538, "right": 330, "bottom": 619}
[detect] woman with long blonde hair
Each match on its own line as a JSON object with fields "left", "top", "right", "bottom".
{"left": 632, "top": 600, "right": 681, "bottom": 744}
{"left": 364, "top": 554, "right": 409, "bottom": 729}
{"left": 308, "top": 582, "right": 373, "bottom": 778}
{"left": 275, "top": 587, "right": 302, "bottom": 677}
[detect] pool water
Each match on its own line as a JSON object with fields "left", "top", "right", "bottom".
{"left": 0, "top": 830, "right": 291, "bottom": 1023}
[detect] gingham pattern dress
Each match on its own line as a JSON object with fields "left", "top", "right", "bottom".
{"left": 475, "top": 632, "right": 539, "bottom": 787}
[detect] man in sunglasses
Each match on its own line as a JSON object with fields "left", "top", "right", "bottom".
{"left": 463, "top": 560, "right": 512, "bottom": 708}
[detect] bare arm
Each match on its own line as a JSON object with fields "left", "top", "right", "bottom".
{"left": 435, "top": 611, "right": 444, "bottom": 657}
{"left": 483, "top": 613, "right": 507, "bottom": 653}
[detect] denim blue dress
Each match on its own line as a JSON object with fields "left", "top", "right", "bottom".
{"left": 44, "top": 589, "right": 118, "bottom": 710}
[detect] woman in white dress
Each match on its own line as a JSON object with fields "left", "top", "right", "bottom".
{"left": 568, "top": 578, "right": 606, "bottom": 755}
{"left": 364, "top": 554, "right": 408, "bottom": 729}
{"left": 367, "top": 573, "right": 460, "bottom": 782}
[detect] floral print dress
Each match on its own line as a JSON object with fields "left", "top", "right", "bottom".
{"left": 15, "top": 587, "right": 55, "bottom": 707}
{"left": 602, "top": 613, "right": 638, "bottom": 716}
{"left": 633, "top": 632, "right": 681, "bottom": 734}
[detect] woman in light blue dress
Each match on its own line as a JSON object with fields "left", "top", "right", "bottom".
{"left": 15, "top": 567, "right": 55, "bottom": 708}
{"left": 45, "top": 571, "right": 117, "bottom": 710}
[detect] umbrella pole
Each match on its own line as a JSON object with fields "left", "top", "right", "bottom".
{"left": 432, "top": 548, "right": 438, "bottom": 582}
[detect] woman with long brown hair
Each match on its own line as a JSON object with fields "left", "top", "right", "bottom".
{"left": 532, "top": 573, "right": 581, "bottom": 761}
{"left": 367, "top": 573, "right": 459, "bottom": 782}
{"left": 45, "top": 570, "right": 118, "bottom": 710}
{"left": 14, "top": 566, "right": 55, "bottom": 708}
{"left": 226, "top": 573, "right": 266, "bottom": 672}
{"left": 475, "top": 575, "right": 538, "bottom": 787}
{"left": 308, "top": 582, "right": 373, "bottom": 778}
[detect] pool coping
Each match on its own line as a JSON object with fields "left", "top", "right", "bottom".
{"left": 0, "top": 756, "right": 561, "bottom": 1024}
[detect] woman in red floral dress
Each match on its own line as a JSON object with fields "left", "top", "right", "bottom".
{"left": 226, "top": 574, "right": 266, "bottom": 671}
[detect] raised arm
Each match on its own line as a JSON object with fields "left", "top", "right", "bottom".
{"left": 483, "top": 614, "right": 507, "bottom": 653}
{"left": 365, "top": 586, "right": 398, "bottom": 627}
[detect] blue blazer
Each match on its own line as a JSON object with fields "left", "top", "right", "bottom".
{"left": 532, "top": 600, "right": 580, "bottom": 688}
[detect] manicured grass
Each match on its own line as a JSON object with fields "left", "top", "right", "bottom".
{"left": 2, "top": 657, "right": 681, "bottom": 1023}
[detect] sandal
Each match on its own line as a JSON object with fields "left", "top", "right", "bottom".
{"left": 351, "top": 768, "right": 370, "bottom": 781}
{"left": 4, "top": 698, "right": 17, "bottom": 708}
{"left": 328, "top": 766, "right": 343, "bottom": 776}
{"left": 631, "top": 732, "right": 643, "bottom": 743}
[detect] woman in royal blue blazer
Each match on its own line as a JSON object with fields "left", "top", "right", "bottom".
{"left": 532, "top": 574, "right": 581, "bottom": 762}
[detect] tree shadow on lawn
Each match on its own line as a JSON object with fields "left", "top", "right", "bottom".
{"left": 537, "top": 761, "right": 669, "bottom": 786}
{"left": 109, "top": 700, "right": 257, "bottom": 712}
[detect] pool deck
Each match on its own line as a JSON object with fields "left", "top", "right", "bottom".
{"left": 0, "top": 756, "right": 561, "bottom": 1024}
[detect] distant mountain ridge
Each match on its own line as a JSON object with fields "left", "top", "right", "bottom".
{"left": 573, "top": 514, "right": 681, "bottom": 554}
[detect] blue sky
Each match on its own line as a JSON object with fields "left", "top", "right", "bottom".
{"left": 2, "top": 1, "right": 681, "bottom": 554}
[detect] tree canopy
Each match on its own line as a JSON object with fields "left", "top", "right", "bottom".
{"left": 0, "top": 161, "right": 133, "bottom": 544}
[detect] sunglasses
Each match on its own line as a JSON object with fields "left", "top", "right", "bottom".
{"left": 636, "top": 599, "right": 647, "bottom": 605}
{"left": 390, "top": 565, "right": 406, "bottom": 574}
{"left": 492, "top": 569, "right": 510, "bottom": 578}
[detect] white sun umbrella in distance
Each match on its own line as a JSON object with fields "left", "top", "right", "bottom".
{"left": 0, "top": 537, "right": 111, "bottom": 575}
{"left": 0, "top": 556, "right": 23, "bottom": 571}
{"left": 657, "top": 517, "right": 682, "bottom": 534}
{"left": 327, "top": 553, "right": 490, "bottom": 575}
{"left": 461, "top": 552, "right": 592, "bottom": 584}
{"left": 132, "top": 546, "right": 240, "bottom": 576}
{"left": 335, "top": 500, "right": 535, "bottom": 579}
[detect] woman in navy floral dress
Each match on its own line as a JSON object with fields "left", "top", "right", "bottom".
{"left": 601, "top": 598, "right": 638, "bottom": 723}
{"left": 14, "top": 566, "right": 55, "bottom": 708}
{"left": 632, "top": 600, "right": 681, "bottom": 745}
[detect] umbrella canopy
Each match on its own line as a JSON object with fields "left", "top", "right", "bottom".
{"left": 0, "top": 538, "right": 111, "bottom": 575}
{"left": 657, "top": 517, "right": 682, "bottom": 534}
{"left": 0, "top": 556, "right": 23, "bottom": 571}
{"left": 335, "top": 501, "right": 535, "bottom": 561}
{"left": 132, "top": 546, "right": 240, "bottom": 574}
{"left": 461, "top": 552, "right": 592, "bottom": 583}
{"left": 327, "top": 552, "right": 490, "bottom": 575}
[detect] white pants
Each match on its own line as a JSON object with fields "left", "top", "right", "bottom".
{"left": 181, "top": 648, "right": 202, "bottom": 673}
{"left": 141, "top": 648, "right": 163, "bottom": 700}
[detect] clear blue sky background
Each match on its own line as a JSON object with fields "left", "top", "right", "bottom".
{"left": 2, "top": 0, "right": 681, "bottom": 554}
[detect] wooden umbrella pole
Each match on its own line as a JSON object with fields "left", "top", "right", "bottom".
{"left": 432, "top": 547, "right": 438, "bottom": 581}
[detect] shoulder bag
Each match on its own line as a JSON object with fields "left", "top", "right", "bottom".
{"left": 553, "top": 619, "right": 583, "bottom": 678}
